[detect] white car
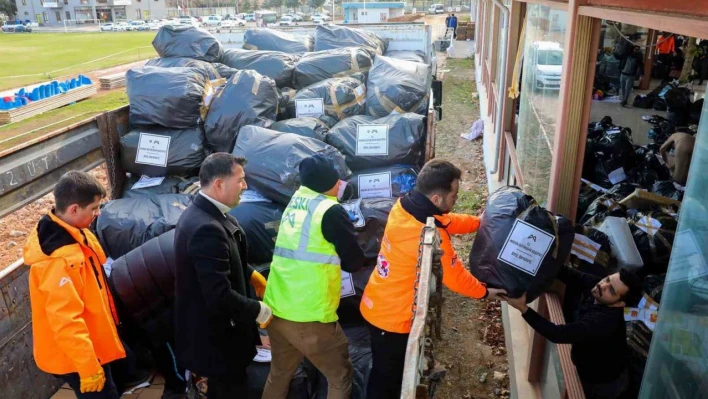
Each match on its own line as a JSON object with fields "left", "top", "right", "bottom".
{"left": 179, "top": 16, "right": 200, "bottom": 27}
{"left": 202, "top": 15, "right": 222, "bottom": 27}
{"left": 112, "top": 22, "right": 130, "bottom": 31}
{"left": 244, "top": 13, "right": 255, "bottom": 22}
{"left": 429, "top": 4, "right": 444, "bottom": 14}
{"left": 279, "top": 16, "right": 294, "bottom": 26}
{"left": 147, "top": 20, "right": 163, "bottom": 30}
{"left": 100, "top": 23, "right": 114, "bottom": 31}
{"left": 293, "top": 13, "right": 304, "bottom": 21}
{"left": 312, "top": 14, "right": 330, "bottom": 23}
{"left": 220, "top": 18, "right": 245, "bottom": 28}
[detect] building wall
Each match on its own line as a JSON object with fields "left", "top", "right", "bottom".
{"left": 14, "top": 0, "right": 170, "bottom": 25}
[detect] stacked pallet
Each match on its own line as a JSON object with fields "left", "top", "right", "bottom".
{"left": 0, "top": 84, "right": 97, "bottom": 125}
{"left": 457, "top": 22, "right": 476, "bottom": 41}
{"left": 99, "top": 72, "right": 126, "bottom": 90}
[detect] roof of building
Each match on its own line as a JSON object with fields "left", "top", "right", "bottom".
{"left": 342, "top": 2, "right": 406, "bottom": 9}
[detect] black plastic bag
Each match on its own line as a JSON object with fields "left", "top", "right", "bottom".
{"left": 228, "top": 200, "right": 285, "bottom": 265}
{"left": 350, "top": 197, "right": 397, "bottom": 260}
{"left": 628, "top": 210, "right": 677, "bottom": 274}
{"left": 596, "top": 130, "right": 636, "bottom": 169}
{"left": 204, "top": 70, "right": 279, "bottom": 153}
{"left": 383, "top": 50, "right": 425, "bottom": 63}
{"left": 119, "top": 127, "right": 207, "bottom": 177}
{"left": 121, "top": 176, "right": 200, "bottom": 199}
{"left": 314, "top": 24, "right": 387, "bottom": 54}
{"left": 95, "top": 194, "right": 192, "bottom": 259}
{"left": 284, "top": 75, "right": 367, "bottom": 122}
{"left": 366, "top": 55, "right": 431, "bottom": 118}
{"left": 651, "top": 181, "right": 684, "bottom": 201}
{"left": 570, "top": 225, "right": 613, "bottom": 277}
{"left": 627, "top": 165, "right": 659, "bottom": 189}
{"left": 211, "top": 62, "right": 239, "bottom": 79}
{"left": 579, "top": 194, "right": 627, "bottom": 227}
{"left": 347, "top": 165, "right": 419, "bottom": 199}
{"left": 293, "top": 47, "right": 373, "bottom": 89}
{"left": 218, "top": 49, "right": 299, "bottom": 88}
{"left": 270, "top": 117, "right": 330, "bottom": 141}
{"left": 243, "top": 28, "right": 313, "bottom": 55}
{"left": 232, "top": 126, "right": 351, "bottom": 205}
{"left": 126, "top": 66, "right": 209, "bottom": 128}
{"left": 325, "top": 113, "right": 425, "bottom": 170}
{"left": 467, "top": 186, "right": 575, "bottom": 302}
{"left": 247, "top": 361, "right": 310, "bottom": 399}
{"left": 607, "top": 182, "right": 642, "bottom": 201}
{"left": 642, "top": 274, "right": 666, "bottom": 303}
{"left": 145, "top": 57, "right": 221, "bottom": 80}
{"left": 577, "top": 181, "right": 603, "bottom": 223}
{"left": 152, "top": 25, "right": 223, "bottom": 62}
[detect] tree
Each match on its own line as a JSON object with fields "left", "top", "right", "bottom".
{"left": 285, "top": 0, "right": 299, "bottom": 12}
{"left": 310, "top": 0, "right": 325, "bottom": 11}
{"left": 268, "top": 0, "right": 283, "bottom": 9}
{"left": 243, "top": 0, "right": 252, "bottom": 12}
{"left": 0, "top": 0, "right": 18, "bottom": 19}
{"left": 680, "top": 37, "right": 698, "bottom": 83}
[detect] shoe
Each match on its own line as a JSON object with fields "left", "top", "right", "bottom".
{"left": 620, "top": 102, "right": 627, "bottom": 107}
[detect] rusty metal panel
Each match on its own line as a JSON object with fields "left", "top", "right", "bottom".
{"left": 5, "top": 272, "right": 29, "bottom": 312}
{"left": 97, "top": 106, "right": 130, "bottom": 199}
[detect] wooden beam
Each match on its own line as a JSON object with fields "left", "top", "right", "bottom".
{"left": 517, "top": 0, "right": 569, "bottom": 10}
{"left": 579, "top": 6, "right": 708, "bottom": 39}
{"left": 587, "top": 0, "right": 708, "bottom": 19}
{"left": 505, "top": 131, "right": 525, "bottom": 187}
{"left": 639, "top": 29, "right": 657, "bottom": 91}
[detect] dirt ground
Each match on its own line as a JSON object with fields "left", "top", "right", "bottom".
{"left": 0, "top": 165, "right": 108, "bottom": 270}
{"left": 432, "top": 58, "right": 511, "bottom": 399}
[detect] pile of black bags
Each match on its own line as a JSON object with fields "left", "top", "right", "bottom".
{"left": 243, "top": 28, "right": 313, "bottom": 55}
{"left": 314, "top": 24, "right": 387, "bottom": 55}
{"left": 119, "top": 127, "right": 207, "bottom": 177}
{"left": 152, "top": 25, "right": 223, "bottom": 62}
{"left": 284, "top": 75, "right": 367, "bottom": 122}
{"left": 292, "top": 47, "right": 373, "bottom": 89}
{"left": 218, "top": 49, "right": 299, "bottom": 88}
{"left": 366, "top": 55, "right": 431, "bottom": 118}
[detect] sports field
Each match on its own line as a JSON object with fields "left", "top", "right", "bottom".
{"left": 0, "top": 32, "right": 157, "bottom": 91}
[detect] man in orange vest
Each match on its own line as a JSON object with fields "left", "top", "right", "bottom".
{"left": 360, "top": 159, "right": 507, "bottom": 399}
{"left": 25, "top": 171, "right": 126, "bottom": 398}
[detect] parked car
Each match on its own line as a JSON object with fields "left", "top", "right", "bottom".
{"left": 312, "top": 14, "right": 330, "bottom": 23}
{"left": 112, "top": 22, "right": 131, "bottom": 31}
{"left": 279, "top": 16, "right": 295, "bottom": 26}
{"left": 429, "top": 3, "right": 444, "bottom": 14}
{"left": 244, "top": 13, "right": 255, "bottom": 22}
{"left": 147, "top": 20, "right": 163, "bottom": 30}
{"left": 529, "top": 41, "right": 564, "bottom": 91}
{"left": 293, "top": 13, "right": 304, "bottom": 21}
{"left": 100, "top": 23, "right": 115, "bottom": 31}
{"left": 1, "top": 23, "right": 32, "bottom": 33}
{"left": 202, "top": 15, "right": 222, "bottom": 27}
{"left": 179, "top": 16, "right": 200, "bottom": 27}
{"left": 130, "top": 20, "right": 148, "bottom": 30}
{"left": 220, "top": 18, "right": 245, "bottom": 27}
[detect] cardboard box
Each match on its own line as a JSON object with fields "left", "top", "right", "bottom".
{"left": 619, "top": 189, "right": 682, "bottom": 210}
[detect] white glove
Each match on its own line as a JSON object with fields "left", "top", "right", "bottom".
{"left": 256, "top": 302, "right": 273, "bottom": 326}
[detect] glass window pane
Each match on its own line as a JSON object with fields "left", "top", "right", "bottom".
{"left": 640, "top": 99, "right": 708, "bottom": 398}
{"left": 515, "top": 5, "right": 567, "bottom": 204}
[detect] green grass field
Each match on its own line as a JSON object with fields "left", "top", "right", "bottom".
{"left": 0, "top": 32, "right": 157, "bottom": 91}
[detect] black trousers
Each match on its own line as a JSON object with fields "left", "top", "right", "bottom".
{"left": 366, "top": 321, "right": 410, "bottom": 399}
{"left": 57, "top": 363, "right": 120, "bottom": 399}
{"left": 207, "top": 370, "right": 248, "bottom": 399}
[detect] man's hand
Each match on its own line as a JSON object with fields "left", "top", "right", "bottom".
{"left": 250, "top": 270, "right": 267, "bottom": 298}
{"left": 79, "top": 367, "right": 106, "bottom": 393}
{"left": 486, "top": 287, "right": 508, "bottom": 301}
{"left": 256, "top": 301, "right": 273, "bottom": 328}
{"left": 504, "top": 292, "right": 529, "bottom": 314}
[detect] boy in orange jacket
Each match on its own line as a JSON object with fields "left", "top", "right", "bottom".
{"left": 360, "top": 159, "right": 506, "bottom": 399}
{"left": 24, "top": 171, "right": 125, "bottom": 398}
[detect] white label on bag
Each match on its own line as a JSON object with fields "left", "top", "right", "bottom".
{"left": 358, "top": 172, "right": 392, "bottom": 198}
{"left": 295, "top": 98, "right": 324, "bottom": 118}
{"left": 637, "top": 216, "right": 662, "bottom": 237}
{"left": 608, "top": 167, "right": 627, "bottom": 184}
{"left": 497, "top": 220, "right": 555, "bottom": 276}
{"left": 571, "top": 234, "right": 602, "bottom": 264}
{"left": 341, "top": 271, "right": 356, "bottom": 298}
{"left": 656, "top": 154, "right": 666, "bottom": 165}
{"left": 354, "top": 85, "right": 365, "bottom": 97}
{"left": 342, "top": 198, "right": 365, "bottom": 228}
{"left": 240, "top": 190, "right": 272, "bottom": 203}
{"left": 356, "top": 124, "right": 389, "bottom": 156}
{"left": 581, "top": 178, "right": 608, "bottom": 193}
{"left": 131, "top": 175, "right": 165, "bottom": 190}
{"left": 135, "top": 133, "right": 170, "bottom": 167}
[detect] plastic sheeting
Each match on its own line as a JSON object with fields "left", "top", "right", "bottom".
{"left": 95, "top": 194, "right": 192, "bottom": 259}
{"left": 119, "top": 127, "right": 207, "bottom": 177}
{"left": 121, "top": 176, "right": 200, "bottom": 199}
{"left": 243, "top": 28, "right": 313, "bottom": 55}
{"left": 325, "top": 113, "right": 425, "bottom": 170}
{"left": 145, "top": 57, "right": 221, "bottom": 80}
{"left": 314, "top": 24, "right": 387, "bottom": 55}
{"left": 366, "top": 55, "right": 432, "bottom": 118}
{"left": 204, "top": 70, "right": 279, "bottom": 153}
{"left": 152, "top": 25, "right": 223, "bottom": 62}
{"left": 228, "top": 201, "right": 285, "bottom": 265}
{"left": 347, "top": 165, "right": 418, "bottom": 199}
{"left": 467, "top": 186, "right": 574, "bottom": 302}
{"left": 292, "top": 47, "right": 373, "bottom": 89}
{"left": 270, "top": 117, "right": 330, "bottom": 142}
{"left": 126, "top": 66, "right": 209, "bottom": 129}
{"left": 284, "top": 75, "right": 367, "bottom": 122}
{"left": 579, "top": 194, "right": 627, "bottom": 227}
{"left": 218, "top": 49, "right": 299, "bottom": 88}
{"left": 232, "top": 126, "right": 351, "bottom": 205}
{"left": 628, "top": 210, "right": 677, "bottom": 274}
{"left": 383, "top": 50, "right": 426, "bottom": 64}
{"left": 211, "top": 62, "right": 239, "bottom": 79}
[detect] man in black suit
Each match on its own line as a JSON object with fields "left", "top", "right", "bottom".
{"left": 174, "top": 153, "right": 272, "bottom": 398}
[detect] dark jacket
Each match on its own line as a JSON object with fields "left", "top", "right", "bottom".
{"left": 174, "top": 194, "right": 261, "bottom": 378}
{"left": 620, "top": 51, "right": 643, "bottom": 77}
{"left": 522, "top": 266, "right": 627, "bottom": 383}
{"left": 321, "top": 203, "right": 366, "bottom": 273}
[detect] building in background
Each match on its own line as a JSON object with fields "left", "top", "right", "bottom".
{"left": 342, "top": 2, "right": 405, "bottom": 23}
{"left": 13, "top": 0, "right": 172, "bottom": 25}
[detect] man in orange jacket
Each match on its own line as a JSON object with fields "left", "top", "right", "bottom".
{"left": 25, "top": 171, "right": 125, "bottom": 398}
{"left": 360, "top": 159, "right": 507, "bottom": 399}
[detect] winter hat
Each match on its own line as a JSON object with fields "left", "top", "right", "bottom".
{"left": 299, "top": 154, "right": 339, "bottom": 193}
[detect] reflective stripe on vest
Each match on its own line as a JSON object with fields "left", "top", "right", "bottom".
{"left": 264, "top": 186, "right": 341, "bottom": 323}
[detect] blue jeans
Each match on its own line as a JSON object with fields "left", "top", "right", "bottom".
{"left": 620, "top": 74, "right": 634, "bottom": 104}
{"left": 56, "top": 364, "right": 120, "bottom": 399}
